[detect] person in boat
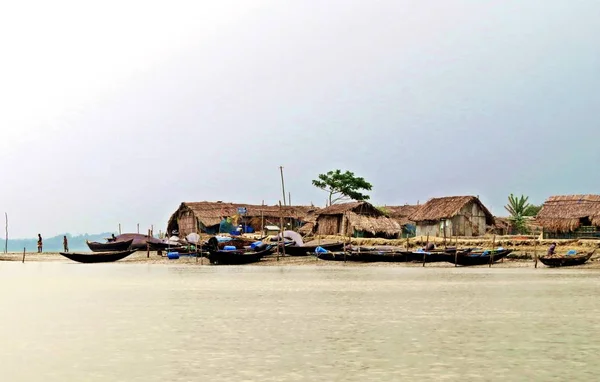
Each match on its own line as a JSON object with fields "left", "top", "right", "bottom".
{"left": 423, "top": 242, "right": 435, "bottom": 251}
{"left": 547, "top": 242, "right": 557, "bottom": 256}
{"left": 63, "top": 235, "right": 69, "bottom": 252}
{"left": 37, "top": 234, "right": 43, "bottom": 253}
{"left": 111, "top": 233, "right": 117, "bottom": 241}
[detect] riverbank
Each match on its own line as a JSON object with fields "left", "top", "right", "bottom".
{"left": 2, "top": 250, "right": 600, "bottom": 269}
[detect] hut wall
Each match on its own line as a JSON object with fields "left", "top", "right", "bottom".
{"left": 316, "top": 215, "right": 342, "bottom": 236}
{"left": 416, "top": 202, "right": 489, "bottom": 237}
{"left": 177, "top": 211, "right": 197, "bottom": 238}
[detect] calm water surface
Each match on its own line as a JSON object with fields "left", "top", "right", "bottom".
{"left": 1, "top": 263, "right": 599, "bottom": 381}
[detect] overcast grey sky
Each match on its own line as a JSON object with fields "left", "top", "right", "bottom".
{"left": 1, "top": 0, "right": 599, "bottom": 237}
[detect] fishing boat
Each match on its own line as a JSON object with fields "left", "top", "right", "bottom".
{"left": 207, "top": 246, "right": 273, "bottom": 265}
{"left": 110, "top": 233, "right": 165, "bottom": 250}
{"left": 59, "top": 250, "right": 137, "bottom": 264}
{"left": 448, "top": 249, "right": 512, "bottom": 266}
{"left": 284, "top": 242, "right": 345, "bottom": 256}
{"left": 86, "top": 239, "right": 133, "bottom": 252}
{"left": 538, "top": 250, "right": 595, "bottom": 267}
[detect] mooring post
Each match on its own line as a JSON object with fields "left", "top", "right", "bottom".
{"left": 22, "top": 247, "right": 25, "bottom": 263}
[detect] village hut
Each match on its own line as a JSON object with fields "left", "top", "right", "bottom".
{"left": 314, "top": 201, "right": 401, "bottom": 238}
{"left": 383, "top": 205, "right": 419, "bottom": 237}
{"left": 536, "top": 195, "right": 600, "bottom": 239}
{"left": 409, "top": 196, "right": 494, "bottom": 237}
{"left": 166, "top": 201, "right": 317, "bottom": 237}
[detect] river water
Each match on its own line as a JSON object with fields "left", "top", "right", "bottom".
{"left": 0, "top": 263, "right": 599, "bottom": 381}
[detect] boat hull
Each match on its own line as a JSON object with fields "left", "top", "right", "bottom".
{"left": 59, "top": 250, "right": 137, "bottom": 264}
{"left": 539, "top": 253, "right": 593, "bottom": 267}
{"left": 285, "top": 242, "right": 345, "bottom": 256}
{"left": 207, "top": 247, "right": 273, "bottom": 265}
{"left": 86, "top": 239, "right": 133, "bottom": 252}
{"left": 448, "top": 249, "right": 512, "bottom": 266}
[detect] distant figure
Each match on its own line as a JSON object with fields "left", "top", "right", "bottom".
{"left": 63, "top": 236, "right": 69, "bottom": 252}
{"left": 37, "top": 234, "right": 43, "bottom": 253}
{"left": 111, "top": 233, "right": 117, "bottom": 241}
{"left": 424, "top": 242, "right": 435, "bottom": 251}
{"left": 547, "top": 242, "right": 557, "bottom": 256}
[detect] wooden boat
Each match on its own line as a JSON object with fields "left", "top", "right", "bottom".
{"left": 110, "top": 234, "right": 165, "bottom": 250}
{"left": 86, "top": 239, "right": 133, "bottom": 252}
{"left": 538, "top": 251, "right": 594, "bottom": 267}
{"left": 284, "top": 242, "right": 345, "bottom": 256}
{"left": 59, "top": 250, "right": 137, "bottom": 264}
{"left": 346, "top": 250, "right": 407, "bottom": 262}
{"left": 401, "top": 250, "right": 454, "bottom": 263}
{"left": 448, "top": 249, "right": 512, "bottom": 266}
{"left": 207, "top": 246, "right": 273, "bottom": 265}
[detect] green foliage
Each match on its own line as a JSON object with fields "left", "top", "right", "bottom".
{"left": 376, "top": 206, "right": 390, "bottom": 217}
{"left": 523, "top": 204, "right": 542, "bottom": 216}
{"left": 312, "top": 169, "right": 372, "bottom": 206}
{"left": 505, "top": 194, "right": 532, "bottom": 234}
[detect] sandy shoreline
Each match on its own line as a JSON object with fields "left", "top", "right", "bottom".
{"left": 2, "top": 250, "right": 600, "bottom": 269}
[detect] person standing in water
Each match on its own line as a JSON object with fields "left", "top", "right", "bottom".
{"left": 37, "top": 234, "right": 43, "bottom": 253}
{"left": 63, "top": 235, "right": 69, "bottom": 252}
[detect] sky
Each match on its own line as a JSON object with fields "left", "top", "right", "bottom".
{"left": 1, "top": 0, "right": 599, "bottom": 238}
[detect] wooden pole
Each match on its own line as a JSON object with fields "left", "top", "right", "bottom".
{"left": 423, "top": 233, "right": 429, "bottom": 267}
{"left": 4, "top": 212, "right": 7, "bottom": 254}
{"left": 22, "top": 247, "right": 25, "bottom": 263}
{"left": 118, "top": 223, "right": 121, "bottom": 235}
{"left": 279, "top": 166, "right": 287, "bottom": 206}
{"left": 137, "top": 223, "right": 139, "bottom": 234}
{"left": 260, "top": 200, "right": 265, "bottom": 235}
{"left": 278, "top": 201, "right": 284, "bottom": 261}
{"left": 443, "top": 220, "right": 447, "bottom": 249}
{"left": 147, "top": 242, "right": 150, "bottom": 258}
{"left": 454, "top": 247, "right": 458, "bottom": 267}
{"left": 534, "top": 240, "right": 538, "bottom": 268}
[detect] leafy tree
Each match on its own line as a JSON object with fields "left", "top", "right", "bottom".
{"left": 312, "top": 170, "right": 372, "bottom": 206}
{"left": 523, "top": 204, "right": 541, "bottom": 216}
{"left": 505, "top": 194, "right": 531, "bottom": 234}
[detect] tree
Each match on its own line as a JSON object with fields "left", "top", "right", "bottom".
{"left": 312, "top": 170, "right": 372, "bottom": 206}
{"left": 523, "top": 204, "right": 542, "bottom": 216}
{"left": 504, "top": 194, "right": 531, "bottom": 234}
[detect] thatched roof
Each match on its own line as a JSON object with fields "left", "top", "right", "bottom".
{"left": 536, "top": 195, "right": 600, "bottom": 232}
{"left": 384, "top": 205, "right": 419, "bottom": 226}
{"left": 167, "top": 201, "right": 317, "bottom": 229}
{"left": 410, "top": 196, "right": 494, "bottom": 224}
{"left": 315, "top": 201, "right": 401, "bottom": 236}
{"left": 345, "top": 212, "right": 401, "bottom": 236}
{"left": 317, "top": 201, "right": 382, "bottom": 216}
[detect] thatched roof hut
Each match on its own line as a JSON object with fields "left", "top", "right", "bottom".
{"left": 410, "top": 196, "right": 494, "bottom": 237}
{"left": 383, "top": 205, "right": 419, "bottom": 227}
{"left": 314, "top": 201, "right": 401, "bottom": 238}
{"left": 536, "top": 195, "right": 600, "bottom": 233}
{"left": 167, "top": 201, "right": 317, "bottom": 237}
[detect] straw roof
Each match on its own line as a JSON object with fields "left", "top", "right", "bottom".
{"left": 167, "top": 201, "right": 317, "bottom": 229}
{"left": 315, "top": 201, "right": 401, "bottom": 236}
{"left": 345, "top": 212, "right": 401, "bottom": 236}
{"left": 384, "top": 205, "right": 419, "bottom": 226}
{"left": 317, "top": 201, "right": 382, "bottom": 216}
{"left": 536, "top": 195, "right": 600, "bottom": 232}
{"left": 410, "top": 196, "right": 494, "bottom": 224}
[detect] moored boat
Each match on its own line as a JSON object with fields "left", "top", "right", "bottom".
{"left": 284, "top": 242, "right": 345, "bottom": 256}
{"left": 448, "top": 249, "right": 512, "bottom": 266}
{"left": 538, "top": 250, "right": 595, "bottom": 267}
{"left": 59, "top": 250, "right": 137, "bottom": 264}
{"left": 207, "top": 246, "right": 273, "bottom": 265}
{"left": 86, "top": 239, "right": 133, "bottom": 252}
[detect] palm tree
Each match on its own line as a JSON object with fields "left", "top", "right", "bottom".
{"left": 505, "top": 194, "right": 531, "bottom": 234}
